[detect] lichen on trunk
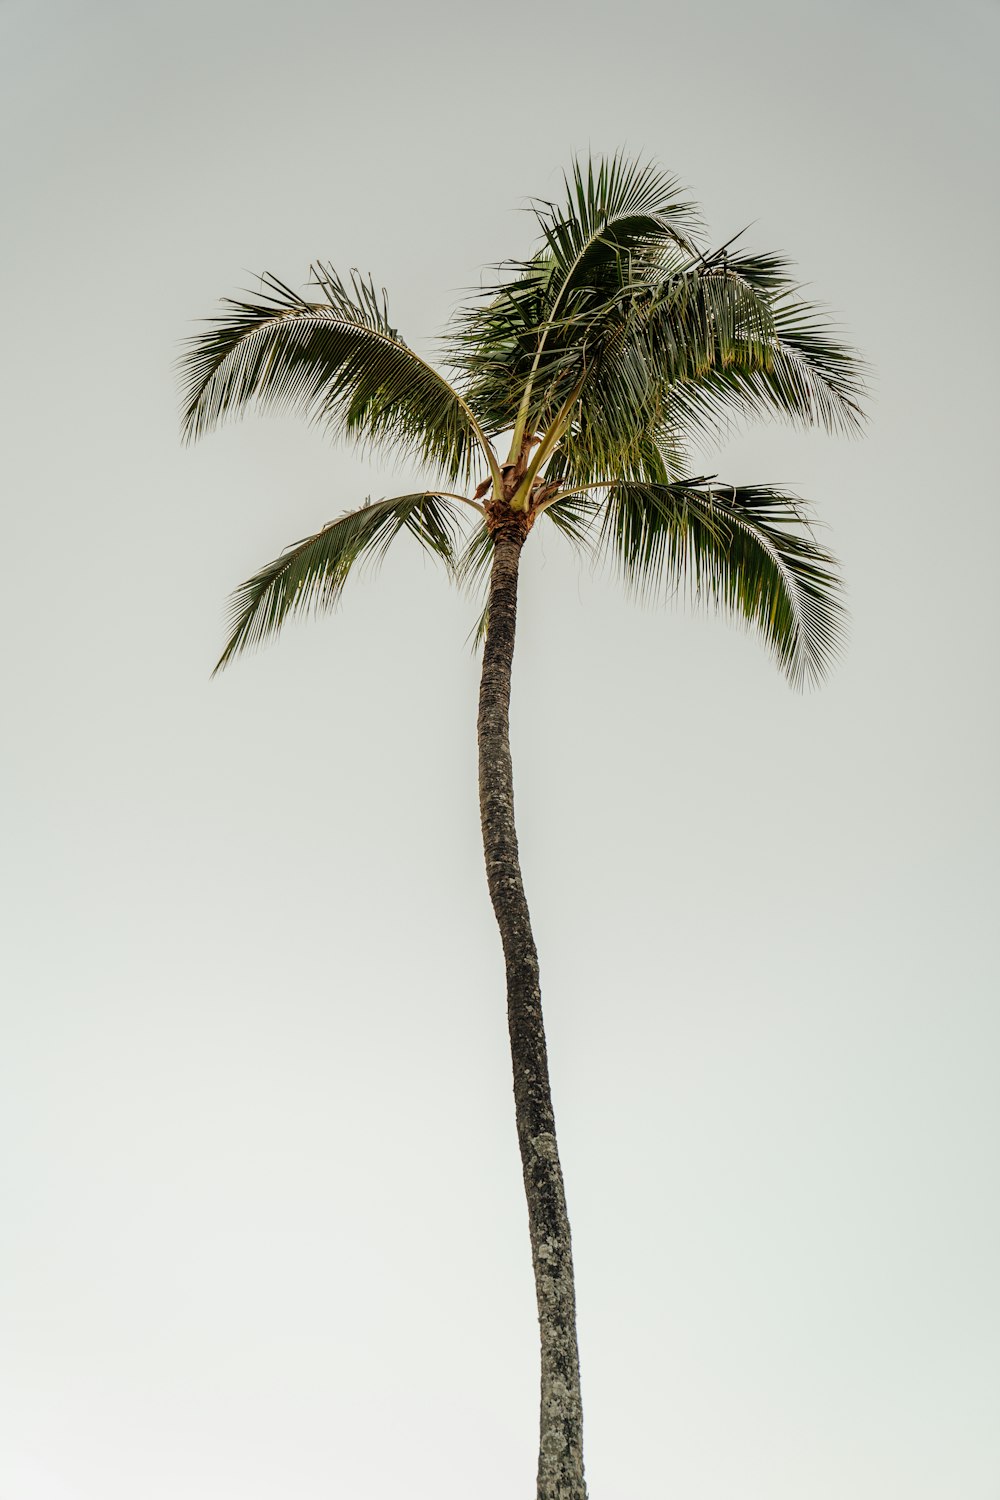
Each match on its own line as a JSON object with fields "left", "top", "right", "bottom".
{"left": 477, "top": 523, "right": 587, "bottom": 1500}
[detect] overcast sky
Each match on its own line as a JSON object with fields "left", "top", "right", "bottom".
{"left": 2, "top": 1, "right": 998, "bottom": 1497}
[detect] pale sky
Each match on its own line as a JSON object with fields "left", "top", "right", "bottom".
{"left": 2, "top": 1, "right": 998, "bottom": 1498}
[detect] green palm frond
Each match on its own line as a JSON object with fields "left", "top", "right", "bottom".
{"left": 214, "top": 493, "right": 460, "bottom": 673}
{"left": 456, "top": 520, "right": 495, "bottom": 650}
{"left": 750, "top": 285, "right": 867, "bottom": 434}
{"left": 468, "top": 598, "right": 491, "bottom": 651}
{"left": 658, "top": 250, "right": 867, "bottom": 440}
{"left": 455, "top": 221, "right": 861, "bottom": 490}
{"left": 540, "top": 493, "right": 602, "bottom": 549}
{"left": 532, "top": 154, "right": 702, "bottom": 302}
{"left": 557, "top": 249, "right": 863, "bottom": 478}
{"left": 600, "top": 480, "right": 847, "bottom": 687}
{"left": 710, "top": 250, "right": 866, "bottom": 413}
{"left": 457, "top": 518, "right": 495, "bottom": 592}
{"left": 449, "top": 256, "right": 555, "bottom": 434}
{"left": 451, "top": 156, "right": 703, "bottom": 443}
{"left": 180, "top": 269, "right": 496, "bottom": 487}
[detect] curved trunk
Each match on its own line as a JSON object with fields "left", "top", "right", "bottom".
{"left": 477, "top": 525, "right": 587, "bottom": 1500}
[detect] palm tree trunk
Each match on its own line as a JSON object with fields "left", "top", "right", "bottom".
{"left": 477, "top": 524, "right": 587, "bottom": 1500}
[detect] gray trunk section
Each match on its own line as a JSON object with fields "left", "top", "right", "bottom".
{"left": 477, "top": 525, "right": 587, "bottom": 1500}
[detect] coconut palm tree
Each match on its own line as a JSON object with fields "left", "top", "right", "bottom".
{"left": 179, "top": 154, "right": 864, "bottom": 1500}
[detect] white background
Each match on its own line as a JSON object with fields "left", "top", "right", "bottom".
{"left": 2, "top": 1, "right": 998, "bottom": 1496}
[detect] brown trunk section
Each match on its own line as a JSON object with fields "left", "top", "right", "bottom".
{"left": 477, "top": 521, "right": 587, "bottom": 1500}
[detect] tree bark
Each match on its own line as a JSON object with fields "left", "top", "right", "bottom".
{"left": 477, "top": 523, "right": 587, "bottom": 1500}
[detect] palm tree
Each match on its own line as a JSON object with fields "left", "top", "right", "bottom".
{"left": 179, "top": 154, "right": 864, "bottom": 1500}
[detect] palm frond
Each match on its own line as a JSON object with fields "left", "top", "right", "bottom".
{"left": 599, "top": 481, "right": 847, "bottom": 687}
{"left": 457, "top": 518, "right": 495, "bottom": 591}
{"left": 533, "top": 239, "right": 863, "bottom": 481}
{"left": 447, "top": 259, "right": 557, "bottom": 438}
{"left": 454, "top": 161, "right": 863, "bottom": 484}
{"left": 180, "top": 269, "right": 494, "bottom": 486}
{"left": 658, "top": 250, "right": 867, "bottom": 440}
{"left": 754, "top": 287, "right": 867, "bottom": 434}
{"left": 468, "top": 599, "right": 491, "bottom": 651}
{"left": 540, "top": 493, "right": 602, "bottom": 549}
{"left": 533, "top": 154, "right": 703, "bottom": 301}
{"left": 456, "top": 520, "right": 495, "bottom": 651}
{"left": 450, "top": 154, "right": 703, "bottom": 442}
{"left": 214, "top": 493, "right": 460, "bottom": 673}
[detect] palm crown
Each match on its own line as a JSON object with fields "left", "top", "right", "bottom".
{"left": 180, "top": 154, "right": 865, "bottom": 686}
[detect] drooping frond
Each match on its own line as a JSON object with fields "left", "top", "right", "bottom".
{"left": 180, "top": 269, "right": 495, "bottom": 487}
{"left": 456, "top": 520, "right": 495, "bottom": 650}
{"left": 558, "top": 247, "right": 864, "bottom": 480}
{"left": 457, "top": 518, "right": 495, "bottom": 593}
{"left": 599, "top": 480, "right": 847, "bottom": 688}
{"left": 214, "top": 493, "right": 460, "bottom": 673}
{"left": 659, "top": 250, "right": 867, "bottom": 442}
{"left": 540, "top": 493, "right": 602, "bottom": 550}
